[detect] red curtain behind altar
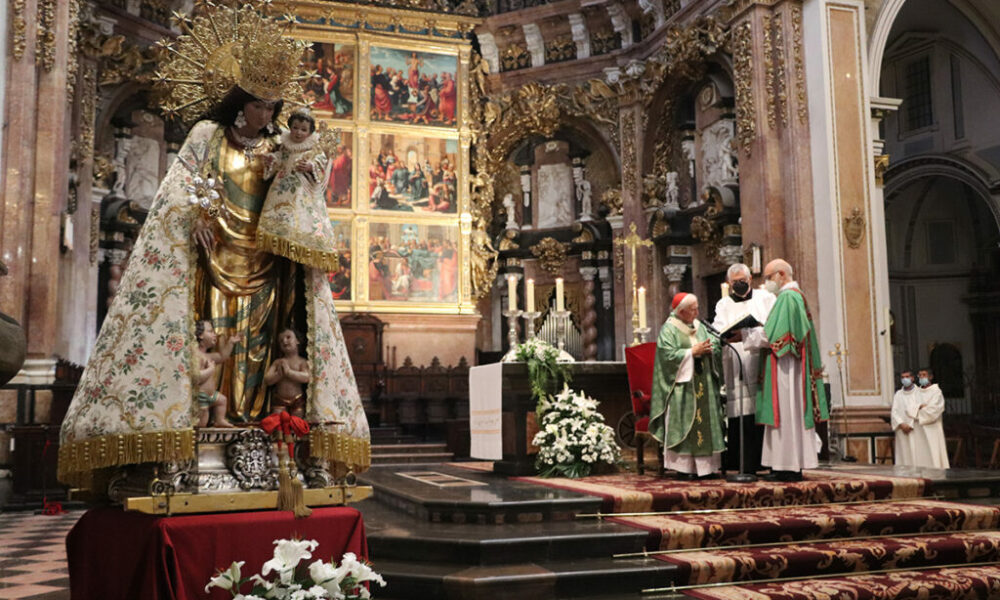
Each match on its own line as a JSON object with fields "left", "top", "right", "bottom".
{"left": 67, "top": 506, "right": 367, "bottom": 600}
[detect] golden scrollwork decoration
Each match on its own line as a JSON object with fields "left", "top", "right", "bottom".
{"left": 531, "top": 237, "right": 570, "bottom": 276}
{"left": 10, "top": 0, "right": 27, "bottom": 60}
{"left": 92, "top": 153, "right": 115, "bottom": 188}
{"left": 66, "top": 0, "right": 81, "bottom": 101}
{"left": 78, "top": 63, "right": 98, "bottom": 161}
{"left": 732, "top": 20, "right": 755, "bottom": 155}
{"left": 601, "top": 188, "right": 623, "bottom": 217}
{"left": 773, "top": 11, "right": 788, "bottom": 128}
{"left": 844, "top": 207, "right": 866, "bottom": 250}
{"left": 622, "top": 111, "right": 638, "bottom": 195}
{"left": 36, "top": 0, "right": 56, "bottom": 72}
{"left": 874, "top": 154, "right": 890, "bottom": 186}
{"left": 762, "top": 14, "right": 775, "bottom": 130}
{"left": 792, "top": 5, "right": 808, "bottom": 124}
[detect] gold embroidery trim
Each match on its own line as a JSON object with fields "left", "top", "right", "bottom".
{"left": 257, "top": 230, "right": 340, "bottom": 272}
{"left": 309, "top": 430, "right": 372, "bottom": 471}
{"left": 57, "top": 429, "right": 196, "bottom": 487}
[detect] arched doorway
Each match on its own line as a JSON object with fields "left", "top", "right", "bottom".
{"left": 877, "top": 0, "right": 1000, "bottom": 420}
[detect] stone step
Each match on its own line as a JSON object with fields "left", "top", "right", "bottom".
{"left": 359, "top": 464, "right": 602, "bottom": 524}
{"left": 362, "top": 499, "right": 649, "bottom": 565}
{"left": 369, "top": 555, "right": 674, "bottom": 600}
{"left": 372, "top": 453, "right": 455, "bottom": 465}
{"left": 372, "top": 443, "right": 450, "bottom": 454}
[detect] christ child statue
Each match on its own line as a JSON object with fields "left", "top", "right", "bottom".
{"left": 194, "top": 320, "right": 240, "bottom": 428}
{"left": 264, "top": 328, "right": 310, "bottom": 418}
{"left": 257, "top": 109, "right": 340, "bottom": 272}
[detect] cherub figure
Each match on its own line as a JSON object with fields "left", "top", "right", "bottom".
{"left": 194, "top": 320, "right": 239, "bottom": 428}
{"left": 264, "top": 328, "right": 310, "bottom": 418}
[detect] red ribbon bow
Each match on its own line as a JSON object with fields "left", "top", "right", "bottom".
{"left": 260, "top": 412, "right": 311, "bottom": 455}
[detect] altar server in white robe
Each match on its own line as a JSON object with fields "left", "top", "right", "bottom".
{"left": 712, "top": 263, "right": 775, "bottom": 474}
{"left": 891, "top": 370, "right": 920, "bottom": 467}
{"left": 897, "top": 369, "right": 949, "bottom": 469}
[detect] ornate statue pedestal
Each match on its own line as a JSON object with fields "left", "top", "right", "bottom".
{"left": 103, "top": 427, "right": 371, "bottom": 515}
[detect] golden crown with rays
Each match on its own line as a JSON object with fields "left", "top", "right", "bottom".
{"left": 154, "top": 0, "right": 313, "bottom": 123}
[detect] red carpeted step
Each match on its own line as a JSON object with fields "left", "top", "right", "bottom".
{"left": 681, "top": 563, "right": 1000, "bottom": 599}
{"left": 608, "top": 499, "right": 999, "bottom": 550}
{"left": 514, "top": 469, "right": 930, "bottom": 513}
{"left": 659, "top": 530, "right": 1000, "bottom": 586}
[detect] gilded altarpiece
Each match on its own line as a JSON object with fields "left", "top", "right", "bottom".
{"left": 288, "top": 2, "right": 478, "bottom": 315}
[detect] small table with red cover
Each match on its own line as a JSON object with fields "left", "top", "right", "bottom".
{"left": 66, "top": 506, "right": 367, "bottom": 600}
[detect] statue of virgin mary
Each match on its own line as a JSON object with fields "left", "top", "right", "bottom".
{"left": 59, "top": 4, "right": 369, "bottom": 489}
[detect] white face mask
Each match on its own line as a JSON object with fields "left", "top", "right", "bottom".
{"left": 900, "top": 377, "right": 913, "bottom": 388}
{"left": 764, "top": 278, "right": 780, "bottom": 295}
{"left": 919, "top": 377, "right": 930, "bottom": 387}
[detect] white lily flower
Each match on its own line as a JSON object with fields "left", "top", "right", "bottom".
{"left": 262, "top": 539, "right": 319, "bottom": 584}
{"left": 205, "top": 560, "right": 244, "bottom": 593}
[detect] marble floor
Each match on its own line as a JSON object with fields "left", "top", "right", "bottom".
{"left": 0, "top": 510, "right": 78, "bottom": 600}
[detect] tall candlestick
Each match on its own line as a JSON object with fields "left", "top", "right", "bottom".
{"left": 508, "top": 275, "right": 517, "bottom": 312}
{"left": 526, "top": 278, "right": 535, "bottom": 312}
{"left": 638, "top": 287, "right": 647, "bottom": 329}
{"left": 555, "top": 277, "right": 565, "bottom": 312}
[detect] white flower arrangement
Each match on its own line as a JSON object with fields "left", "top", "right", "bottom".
{"left": 531, "top": 385, "right": 621, "bottom": 478}
{"left": 206, "top": 538, "right": 386, "bottom": 600}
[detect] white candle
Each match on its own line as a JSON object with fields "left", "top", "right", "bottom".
{"left": 526, "top": 279, "right": 535, "bottom": 312}
{"left": 507, "top": 276, "right": 517, "bottom": 312}
{"left": 721, "top": 282, "right": 729, "bottom": 298}
{"left": 638, "top": 286, "right": 647, "bottom": 329}
{"left": 555, "top": 278, "right": 565, "bottom": 311}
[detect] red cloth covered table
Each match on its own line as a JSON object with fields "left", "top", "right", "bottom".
{"left": 67, "top": 506, "right": 367, "bottom": 600}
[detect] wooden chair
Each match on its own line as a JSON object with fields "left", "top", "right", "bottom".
{"left": 623, "top": 343, "right": 663, "bottom": 477}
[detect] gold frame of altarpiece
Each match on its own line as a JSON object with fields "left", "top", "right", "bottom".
{"left": 288, "top": 4, "right": 478, "bottom": 316}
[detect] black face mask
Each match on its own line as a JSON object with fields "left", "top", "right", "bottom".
{"left": 730, "top": 280, "right": 751, "bottom": 298}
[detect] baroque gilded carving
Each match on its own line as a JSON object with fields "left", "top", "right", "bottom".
{"left": 36, "top": 0, "right": 56, "bottom": 72}
{"left": 545, "top": 35, "right": 576, "bottom": 63}
{"left": 10, "top": 0, "right": 27, "bottom": 60}
{"left": 791, "top": 5, "right": 808, "bottom": 124}
{"left": 501, "top": 43, "right": 530, "bottom": 71}
{"left": 78, "top": 63, "right": 98, "bottom": 161}
{"left": 874, "top": 153, "right": 890, "bottom": 186}
{"left": 762, "top": 14, "right": 775, "bottom": 130}
{"left": 732, "top": 21, "right": 755, "bottom": 155}
{"left": 601, "top": 188, "right": 623, "bottom": 216}
{"left": 531, "top": 237, "right": 570, "bottom": 276}
{"left": 773, "top": 11, "right": 789, "bottom": 128}
{"left": 66, "top": 0, "right": 81, "bottom": 101}
{"left": 622, "top": 111, "right": 638, "bottom": 195}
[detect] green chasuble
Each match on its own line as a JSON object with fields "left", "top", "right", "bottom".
{"left": 755, "top": 287, "right": 829, "bottom": 428}
{"left": 649, "top": 315, "right": 725, "bottom": 456}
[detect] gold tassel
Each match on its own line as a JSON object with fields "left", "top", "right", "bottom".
{"left": 276, "top": 450, "right": 312, "bottom": 518}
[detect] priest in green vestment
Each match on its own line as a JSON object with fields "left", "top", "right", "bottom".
{"left": 649, "top": 292, "right": 726, "bottom": 479}
{"left": 744, "top": 259, "right": 829, "bottom": 482}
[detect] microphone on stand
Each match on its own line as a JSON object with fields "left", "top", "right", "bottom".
{"left": 698, "top": 318, "right": 722, "bottom": 337}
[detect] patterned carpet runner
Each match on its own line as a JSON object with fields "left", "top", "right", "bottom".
{"left": 683, "top": 564, "right": 1000, "bottom": 599}
{"left": 515, "top": 469, "right": 930, "bottom": 513}
{"left": 608, "top": 499, "right": 999, "bottom": 551}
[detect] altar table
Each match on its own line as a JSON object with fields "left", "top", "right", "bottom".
{"left": 469, "top": 361, "right": 629, "bottom": 475}
{"left": 67, "top": 506, "right": 367, "bottom": 600}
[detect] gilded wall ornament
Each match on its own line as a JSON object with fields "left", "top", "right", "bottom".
{"left": 622, "top": 111, "right": 638, "bottom": 195}
{"left": 762, "top": 14, "right": 775, "bottom": 130}
{"left": 36, "top": 0, "right": 56, "bottom": 72}
{"left": 66, "top": 0, "right": 81, "bottom": 101}
{"left": 545, "top": 36, "right": 576, "bottom": 63}
{"left": 844, "top": 207, "right": 866, "bottom": 249}
{"left": 9, "top": 0, "right": 26, "bottom": 60}
{"left": 78, "top": 63, "right": 97, "bottom": 161}
{"left": 530, "top": 237, "right": 570, "bottom": 276}
{"left": 773, "top": 11, "right": 789, "bottom": 128}
{"left": 874, "top": 153, "right": 890, "bottom": 186}
{"left": 601, "top": 188, "right": 623, "bottom": 216}
{"left": 792, "top": 5, "right": 808, "bottom": 124}
{"left": 732, "top": 21, "right": 755, "bottom": 155}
